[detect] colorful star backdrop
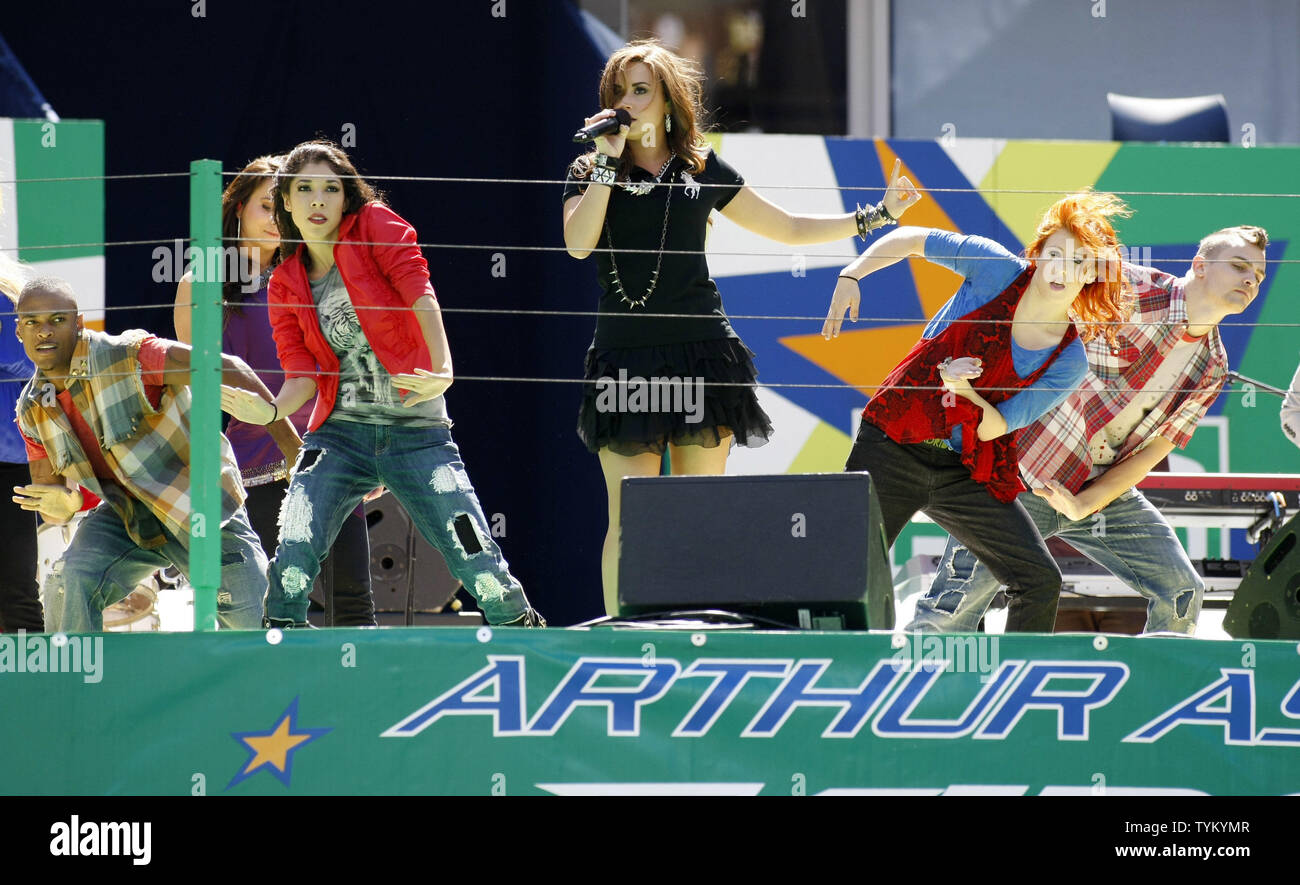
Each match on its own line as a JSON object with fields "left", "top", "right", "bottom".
{"left": 705, "top": 135, "right": 1296, "bottom": 562}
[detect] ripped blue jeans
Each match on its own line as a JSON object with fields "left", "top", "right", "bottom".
{"left": 267, "top": 418, "right": 530, "bottom": 624}
{"left": 909, "top": 487, "right": 1204, "bottom": 634}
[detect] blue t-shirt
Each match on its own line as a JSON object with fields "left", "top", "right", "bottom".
{"left": 1, "top": 311, "right": 35, "bottom": 464}
{"left": 921, "top": 230, "right": 1087, "bottom": 449}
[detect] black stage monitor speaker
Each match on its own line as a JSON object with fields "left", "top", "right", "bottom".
{"left": 618, "top": 472, "right": 894, "bottom": 630}
{"left": 1224, "top": 511, "right": 1300, "bottom": 639}
{"left": 365, "top": 495, "right": 462, "bottom": 624}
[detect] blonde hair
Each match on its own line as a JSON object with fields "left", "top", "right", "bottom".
{"left": 572, "top": 39, "right": 711, "bottom": 181}
{"left": 1196, "top": 225, "right": 1269, "bottom": 258}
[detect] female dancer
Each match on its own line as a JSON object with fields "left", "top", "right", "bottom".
{"left": 221, "top": 140, "right": 542, "bottom": 627}
{"left": 563, "top": 39, "right": 920, "bottom": 614}
{"left": 823, "top": 191, "right": 1131, "bottom": 632}
{"left": 174, "top": 155, "right": 376, "bottom": 626}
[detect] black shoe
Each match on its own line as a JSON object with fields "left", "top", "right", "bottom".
{"left": 263, "top": 617, "right": 317, "bottom": 629}
{"left": 500, "top": 608, "right": 546, "bottom": 627}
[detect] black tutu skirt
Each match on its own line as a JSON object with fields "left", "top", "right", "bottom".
{"left": 577, "top": 337, "right": 774, "bottom": 456}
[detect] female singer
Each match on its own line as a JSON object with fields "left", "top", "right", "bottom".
{"left": 563, "top": 39, "right": 920, "bottom": 613}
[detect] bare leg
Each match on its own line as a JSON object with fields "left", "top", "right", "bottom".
{"left": 667, "top": 432, "right": 732, "bottom": 476}
{"left": 597, "top": 448, "right": 663, "bottom": 616}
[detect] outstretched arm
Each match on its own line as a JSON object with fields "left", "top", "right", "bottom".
{"left": 162, "top": 342, "right": 304, "bottom": 458}
{"left": 822, "top": 226, "right": 932, "bottom": 338}
{"left": 1035, "top": 437, "right": 1176, "bottom": 521}
{"left": 721, "top": 158, "right": 921, "bottom": 246}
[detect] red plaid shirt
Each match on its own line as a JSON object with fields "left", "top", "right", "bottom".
{"left": 1015, "top": 265, "right": 1228, "bottom": 493}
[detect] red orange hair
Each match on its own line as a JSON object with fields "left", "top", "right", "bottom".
{"left": 1026, "top": 189, "right": 1132, "bottom": 346}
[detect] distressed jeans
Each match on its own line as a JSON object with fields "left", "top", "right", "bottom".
{"left": 46, "top": 502, "right": 267, "bottom": 632}
{"left": 267, "top": 418, "right": 530, "bottom": 624}
{"left": 910, "top": 487, "right": 1204, "bottom": 634}
{"left": 845, "top": 421, "right": 1062, "bottom": 632}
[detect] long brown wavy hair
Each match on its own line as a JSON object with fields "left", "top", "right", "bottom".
{"left": 571, "top": 39, "right": 711, "bottom": 181}
{"left": 273, "top": 140, "right": 384, "bottom": 272}
{"left": 221, "top": 154, "right": 283, "bottom": 319}
{"left": 1026, "top": 189, "right": 1133, "bottom": 346}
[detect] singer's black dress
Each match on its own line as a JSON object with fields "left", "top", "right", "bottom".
{"left": 562, "top": 148, "right": 772, "bottom": 456}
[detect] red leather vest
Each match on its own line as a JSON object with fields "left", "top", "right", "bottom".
{"left": 861, "top": 267, "right": 1078, "bottom": 502}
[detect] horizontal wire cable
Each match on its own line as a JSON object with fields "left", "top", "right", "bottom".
{"left": 11, "top": 300, "right": 1298, "bottom": 329}
{"left": 214, "top": 168, "right": 1300, "bottom": 199}
{"left": 1, "top": 238, "right": 190, "bottom": 252}
{"left": 23, "top": 302, "right": 1296, "bottom": 330}
{"left": 195, "top": 234, "right": 1300, "bottom": 264}
{"left": 17, "top": 364, "right": 1266, "bottom": 397}
{"left": 7, "top": 236, "right": 1297, "bottom": 267}
{"left": 0, "top": 172, "right": 190, "bottom": 184}
{"left": 4, "top": 169, "right": 1297, "bottom": 199}
{"left": 5, "top": 171, "right": 1289, "bottom": 386}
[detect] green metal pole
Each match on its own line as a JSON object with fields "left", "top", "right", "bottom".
{"left": 189, "top": 159, "right": 223, "bottom": 631}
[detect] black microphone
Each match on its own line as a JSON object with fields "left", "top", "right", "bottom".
{"left": 572, "top": 109, "right": 632, "bottom": 143}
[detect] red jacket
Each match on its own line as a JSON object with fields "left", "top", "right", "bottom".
{"left": 269, "top": 203, "right": 437, "bottom": 432}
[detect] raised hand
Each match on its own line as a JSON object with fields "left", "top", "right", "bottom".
{"left": 586, "top": 109, "right": 629, "bottom": 158}
{"left": 882, "top": 158, "right": 922, "bottom": 220}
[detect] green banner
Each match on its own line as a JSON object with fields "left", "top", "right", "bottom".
{"left": 3, "top": 628, "right": 1298, "bottom": 795}
{"left": 13, "top": 119, "right": 105, "bottom": 263}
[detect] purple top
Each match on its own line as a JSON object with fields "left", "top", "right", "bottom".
{"left": 223, "top": 284, "right": 313, "bottom": 485}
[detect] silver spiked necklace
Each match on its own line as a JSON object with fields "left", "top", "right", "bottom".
{"left": 606, "top": 154, "right": 675, "bottom": 309}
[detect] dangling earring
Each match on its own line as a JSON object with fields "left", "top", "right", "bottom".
{"left": 664, "top": 109, "right": 672, "bottom": 134}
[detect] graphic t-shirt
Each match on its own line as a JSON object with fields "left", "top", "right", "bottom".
{"left": 310, "top": 266, "right": 448, "bottom": 427}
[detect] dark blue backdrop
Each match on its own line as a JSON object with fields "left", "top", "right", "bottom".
{"left": 3, "top": 0, "right": 612, "bottom": 623}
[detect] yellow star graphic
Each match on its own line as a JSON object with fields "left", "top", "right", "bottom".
{"left": 241, "top": 715, "right": 315, "bottom": 774}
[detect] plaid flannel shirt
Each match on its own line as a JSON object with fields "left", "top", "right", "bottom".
{"left": 1014, "top": 265, "right": 1229, "bottom": 493}
{"left": 17, "top": 329, "right": 245, "bottom": 549}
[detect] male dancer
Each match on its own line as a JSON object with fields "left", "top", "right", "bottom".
{"left": 909, "top": 225, "right": 1268, "bottom": 635}
{"left": 11, "top": 277, "right": 297, "bottom": 631}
